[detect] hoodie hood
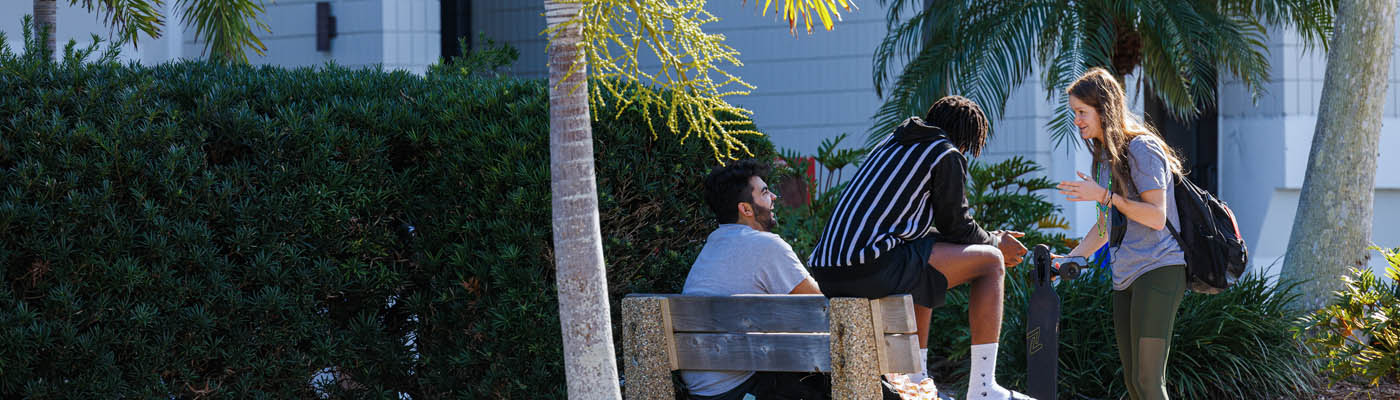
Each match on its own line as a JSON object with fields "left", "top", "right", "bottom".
{"left": 892, "top": 117, "right": 949, "bottom": 146}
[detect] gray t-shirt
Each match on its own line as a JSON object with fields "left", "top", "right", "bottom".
{"left": 680, "top": 224, "right": 813, "bottom": 396}
{"left": 1101, "top": 136, "right": 1187, "bottom": 291}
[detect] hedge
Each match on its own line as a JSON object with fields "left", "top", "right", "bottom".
{"left": 0, "top": 34, "right": 772, "bottom": 399}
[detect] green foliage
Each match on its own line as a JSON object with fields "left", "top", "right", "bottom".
{"left": 868, "top": 0, "right": 1335, "bottom": 148}
{"left": 0, "top": 29, "right": 772, "bottom": 399}
{"left": 812, "top": 133, "right": 868, "bottom": 195}
{"left": 1162, "top": 277, "right": 1319, "bottom": 399}
{"left": 966, "top": 157, "right": 1075, "bottom": 254}
{"left": 65, "top": 0, "right": 165, "bottom": 47}
{"left": 15, "top": 15, "right": 125, "bottom": 66}
{"left": 171, "top": 0, "right": 273, "bottom": 63}
{"left": 770, "top": 134, "right": 867, "bottom": 259}
{"left": 1298, "top": 246, "right": 1400, "bottom": 386}
{"left": 428, "top": 34, "right": 520, "bottom": 78}
{"left": 553, "top": 0, "right": 763, "bottom": 163}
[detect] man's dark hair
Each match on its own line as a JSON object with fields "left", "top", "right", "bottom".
{"left": 925, "top": 95, "right": 991, "bottom": 157}
{"left": 703, "top": 159, "right": 771, "bottom": 224}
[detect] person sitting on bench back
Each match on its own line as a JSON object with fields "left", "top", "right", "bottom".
{"left": 681, "top": 159, "right": 827, "bottom": 400}
{"left": 807, "top": 96, "right": 1032, "bottom": 400}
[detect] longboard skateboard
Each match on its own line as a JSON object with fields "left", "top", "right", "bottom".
{"left": 1025, "top": 244, "right": 1086, "bottom": 400}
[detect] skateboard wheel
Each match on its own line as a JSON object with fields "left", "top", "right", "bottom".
{"left": 1059, "top": 263, "right": 1080, "bottom": 280}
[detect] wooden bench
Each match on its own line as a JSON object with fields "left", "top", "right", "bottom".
{"left": 622, "top": 294, "right": 921, "bottom": 400}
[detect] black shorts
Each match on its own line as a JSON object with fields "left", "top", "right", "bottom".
{"left": 810, "top": 237, "right": 949, "bottom": 308}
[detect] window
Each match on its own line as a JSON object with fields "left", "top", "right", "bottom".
{"left": 441, "top": 0, "right": 472, "bottom": 60}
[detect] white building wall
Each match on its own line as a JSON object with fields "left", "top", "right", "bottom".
{"left": 0, "top": 0, "right": 439, "bottom": 73}
{"left": 186, "top": 0, "right": 440, "bottom": 73}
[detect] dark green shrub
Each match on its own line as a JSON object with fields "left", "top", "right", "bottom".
{"left": 0, "top": 26, "right": 771, "bottom": 399}
{"left": 964, "top": 157, "right": 1075, "bottom": 254}
{"left": 1299, "top": 246, "right": 1400, "bottom": 386}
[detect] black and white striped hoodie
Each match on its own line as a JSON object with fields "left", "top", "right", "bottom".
{"left": 807, "top": 117, "right": 996, "bottom": 272}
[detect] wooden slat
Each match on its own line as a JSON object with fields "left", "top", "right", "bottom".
{"left": 628, "top": 294, "right": 918, "bottom": 333}
{"left": 869, "top": 299, "right": 889, "bottom": 373}
{"left": 882, "top": 334, "right": 921, "bottom": 373}
{"left": 659, "top": 294, "right": 832, "bottom": 333}
{"left": 877, "top": 295, "right": 917, "bottom": 334}
{"left": 673, "top": 332, "right": 831, "bottom": 372}
{"left": 670, "top": 332, "right": 923, "bottom": 374}
{"left": 658, "top": 298, "right": 678, "bottom": 369}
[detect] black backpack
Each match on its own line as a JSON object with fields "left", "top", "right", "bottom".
{"left": 1111, "top": 173, "right": 1248, "bottom": 294}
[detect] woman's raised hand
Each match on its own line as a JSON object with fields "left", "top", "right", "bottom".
{"left": 1058, "top": 171, "right": 1108, "bottom": 203}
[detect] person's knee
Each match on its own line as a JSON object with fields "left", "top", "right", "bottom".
{"left": 973, "top": 245, "right": 1004, "bottom": 278}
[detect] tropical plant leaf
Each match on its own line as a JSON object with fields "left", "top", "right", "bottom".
{"left": 174, "top": 0, "right": 272, "bottom": 63}
{"left": 68, "top": 0, "right": 165, "bottom": 47}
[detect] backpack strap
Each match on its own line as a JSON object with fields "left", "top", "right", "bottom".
{"left": 1163, "top": 172, "right": 1189, "bottom": 254}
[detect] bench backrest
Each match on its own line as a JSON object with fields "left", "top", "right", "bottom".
{"left": 622, "top": 294, "right": 921, "bottom": 373}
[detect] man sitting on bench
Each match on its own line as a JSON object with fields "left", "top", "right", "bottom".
{"left": 680, "top": 159, "right": 827, "bottom": 400}
{"left": 807, "top": 96, "right": 1031, "bottom": 400}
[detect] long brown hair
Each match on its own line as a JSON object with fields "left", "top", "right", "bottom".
{"left": 1067, "top": 68, "right": 1184, "bottom": 197}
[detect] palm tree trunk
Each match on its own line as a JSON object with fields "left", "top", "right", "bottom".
{"left": 1280, "top": 0, "right": 1397, "bottom": 309}
{"left": 33, "top": 0, "right": 57, "bottom": 58}
{"left": 545, "top": 1, "right": 622, "bottom": 398}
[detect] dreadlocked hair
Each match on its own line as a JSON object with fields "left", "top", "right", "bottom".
{"left": 925, "top": 95, "right": 991, "bottom": 157}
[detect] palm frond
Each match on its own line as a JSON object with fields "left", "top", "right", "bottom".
{"left": 869, "top": 1, "right": 1063, "bottom": 147}
{"left": 873, "top": 0, "right": 1335, "bottom": 151}
{"left": 952, "top": 2, "right": 1056, "bottom": 124}
{"left": 175, "top": 0, "right": 271, "bottom": 63}
{"left": 69, "top": 0, "right": 165, "bottom": 47}
{"left": 1135, "top": 0, "right": 1204, "bottom": 121}
{"left": 1200, "top": 11, "right": 1270, "bottom": 107}
{"left": 872, "top": 5, "right": 933, "bottom": 98}
{"left": 1219, "top": 0, "right": 1335, "bottom": 52}
{"left": 866, "top": 2, "right": 968, "bottom": 146}
{"left": 1042, "top": 3, "right": 1115, "bottom": 150}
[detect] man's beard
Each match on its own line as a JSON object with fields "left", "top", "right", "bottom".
{"left": 754, "top": 203, "right": 778, "bottom": 232}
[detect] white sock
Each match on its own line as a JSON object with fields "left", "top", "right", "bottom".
{"left": 968, "top": 343, "right": 1011, "bottom": 399}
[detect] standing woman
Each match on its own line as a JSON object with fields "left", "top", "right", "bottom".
{"left": 1055, "top": 67, "right": 1187, "bottom": 400}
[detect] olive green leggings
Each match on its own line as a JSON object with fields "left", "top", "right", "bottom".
{"left": 1112, "top": 265, "right": 1185, "bottom": 400}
